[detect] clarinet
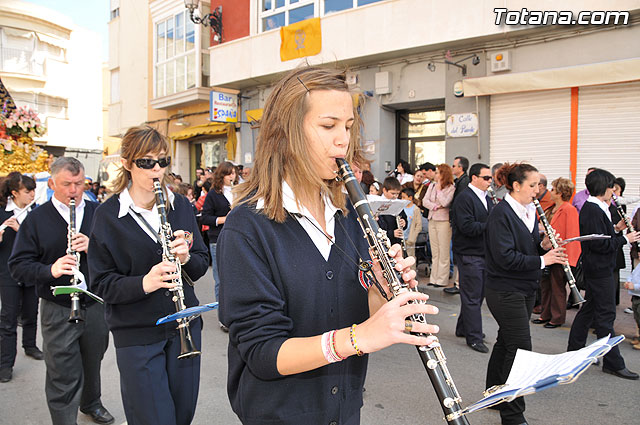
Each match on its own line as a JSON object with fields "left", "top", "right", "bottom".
{"left": 396, "top": 215, "right": 408, "bottom": 256}
{"left": 486, "top": 186, "right": 499, "bottom": 206}
{"left": 67, "top": 198, "right": 83, "bottom": 323}
{"left": 153, "top": 179, "right": 201, "bottom": 359}
{"left": 611, "top": 193, "right": 637, "bottom": 251}
{"left": 533, "top": 199, "right": 585, "bottom": 306}
{"left": 336, "top": 159, "right": 470, "bottom": 425}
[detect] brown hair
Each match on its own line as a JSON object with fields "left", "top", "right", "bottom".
{"left": 495, "top": 162, "right": 538, "bottom": 192}
{"left": 112, "top": 125, "right": 171, "bottom": 208}
{"left": 234, "top": 66, "right": 366, "bottom": 222}
{"left": 213, "top": 161, "right": 236, "bottom": 193}
{"left": 552, "top": 177, "right": 575, "bottom": 202}
{"left": 0, "top": 172, "right": 36, "bottom": 208}
{"left": 437, "top": 163, "right": 454, "bottom": 188}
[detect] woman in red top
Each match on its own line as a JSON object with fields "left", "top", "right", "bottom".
{"left": 532, "top": 177, "right": 581, "bottom": 327}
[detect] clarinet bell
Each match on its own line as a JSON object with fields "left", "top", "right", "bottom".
{"left": 176, "top": 320, "right": 201, "bottom": 360}
{"left": 68, "top": 293, "right": 84, "bottom": 323}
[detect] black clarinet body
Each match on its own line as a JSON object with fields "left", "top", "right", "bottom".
{"left": 153, "top": 179, "right": 201, "bottom": 359}
{"left": 533, "top": 199, "right": 585, "bottom": 306}
{"left": 611, "top": 193, "right": 637, "bottom": 251}
{"left": 336, "top": 159, "right": 470, "bottom": 425}
{"left": 67, "top": 198, "right": 83, "bottom": 323}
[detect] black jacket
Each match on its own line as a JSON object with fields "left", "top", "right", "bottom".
{"left": 580, "top": 201, "right": 627, "bottom": 278}
{"left": 452, "top": 187, "right": 493, "bottom": 256}
{"left": 485, "top": 200, "right": 545, "bottom": 295}
{"left": 9, "top": 200, "right": 98, "bottom": 307}
{"left": 200, "top": 189, "right": 231, "bottom": 243}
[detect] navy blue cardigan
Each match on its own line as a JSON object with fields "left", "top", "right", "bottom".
{"left": 579, "top": 201, "right": 627, "bottom": 278}
{"left": 200, "top": 189, "right": 230, "bottom": 243}
{"left": 9, "top": 201, "right": 98, "bottom": 307}
{"left": 218, "top": 201, "right": 371, "bottom": 425}
{"left": 451, "top": 187, "right": 493, "bottom": 256}
{"left": 88, "top": 193, "right": 208, "bottom": 348}
{"left": 485, "top": 200, "right": 545, "bottom": 294}
{"left": 0, "top": 207, "right": 33, "bottom": 287}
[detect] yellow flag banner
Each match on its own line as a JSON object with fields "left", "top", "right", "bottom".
{"left": 280, "top": 17, "right": 322, "bottom": 62}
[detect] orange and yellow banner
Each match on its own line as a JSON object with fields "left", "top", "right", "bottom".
{"left": 280, "top": 17, "right": 322, "bottom": 62}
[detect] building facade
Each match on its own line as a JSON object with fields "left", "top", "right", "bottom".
{"left": 0, "top": 0, "right": 104, "bottom": 178}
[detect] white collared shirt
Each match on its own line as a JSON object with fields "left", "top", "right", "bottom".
{"left": 118, "top": 187, "right": 175, "bottom": 243}
{"left": 468, "top": 183, "right": 488, "bottom": 210}
{"left": 5, "top": 198, "right": 32, "bottom": 224}
{"left": 257, "top": 181, "right": 338, "bottom": 261}
{"left": 504, "top": 193, "right": 545, "bottom": 269}
{"left": 586, "top": 196, "right": 612, "bottom": 222}
{"left": 222, "top": 185, "right": 233, "bottom": 205}
{"left": 51, "top": 195, "right": 86, "bottom": 230}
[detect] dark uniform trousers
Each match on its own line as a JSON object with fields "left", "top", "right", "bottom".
{"left": 485, "top": 288, "right": 535, "bottom": 425}
{"left": 0, "top": 284, "right": 39, "bottom": 368}
{"left": 40, "top": 299, "right": 109, "bottom": 425}
{"left": 115, "top": 319, "right": 202, "bottom": 425}
{"left": 454, "top": 254, "right": 486, "bottom": 345}
{"left": 568, "top": 274, "right": 625, "bottom": 371}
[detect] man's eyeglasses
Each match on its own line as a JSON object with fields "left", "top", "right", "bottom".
{"left": 134, "top": 157, "right": 171, "bottom": 169}
{"left": 480, "top": 176, "right": 493, "bottom": 181}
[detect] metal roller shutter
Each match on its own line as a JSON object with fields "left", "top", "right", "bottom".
{"left": 577, "top": 81, "right": 640, "bottom": 280}
{"left": 489, "top": 89, "right": 572, "bottom": 183}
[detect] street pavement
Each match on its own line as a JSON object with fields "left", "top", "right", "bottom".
{"left": 1, "top": 264, "right": 639, "bottom": 425}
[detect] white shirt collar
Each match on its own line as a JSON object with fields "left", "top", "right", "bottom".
{"left": 586, "top": 195, "right": 612, "bottom": 221}
{"left": 5, "top": 198, "right": 31, "bottom": 224}
{"left": 504, "top": 193, "right": 536, "bottom": 232}
{"left": 117, "top": 187, "right": 175, "bottom": 218}
{"left": 51, "top": 195, "right": 86, "bottom": 226}
{"left": 468, "top": 183, "right": 488, "bottom": 209}
{"left": 257, "top": 181, "right": 339, "bottom": 261}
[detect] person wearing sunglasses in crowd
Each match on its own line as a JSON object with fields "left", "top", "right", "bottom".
{"left": 88, "top": 126, "right": 209, "bottom": 425}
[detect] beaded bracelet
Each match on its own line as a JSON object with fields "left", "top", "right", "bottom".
{"left": 330, "top": 329, "right": 347, "bottom": 361}
{"left": 350, "top": 324, "right": 364, "bottom": 356}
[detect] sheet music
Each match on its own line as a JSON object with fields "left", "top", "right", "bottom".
{"left": 366, "top": 195, "right": 409, "bottom": 216}
{"left": 560, "top": 234, "right": 610, "bottom": 245}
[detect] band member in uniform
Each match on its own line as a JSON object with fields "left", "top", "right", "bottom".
{"left": 567, "top": 168, "right": 640, "bottom": 380}
{"left": 451, "top": 163, "right": 493, "bottom": 353}
{"left": 88, "top": 125, "right": 209, "bottom": 425}
{"left": 217, "top": 66, "right": 439, "bottom": 425}
{"left": 0, "top": 172, "right": 40, "bottom": 384}
{"left": 8, "top": 158, "right": 112, "bottom": 425}
{"left": 484, "top": 163, "right": 566, "bottom": 425}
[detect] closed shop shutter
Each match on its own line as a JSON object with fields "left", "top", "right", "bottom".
{"left": 490, "top": 89, "right": 572, "bottom": 183}
{"left": 577, "top": 81, "right": 640, "bottom": 280}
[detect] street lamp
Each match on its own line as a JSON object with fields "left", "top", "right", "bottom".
{"left": 184, "top": 1, "right": 223, "bottom": 42}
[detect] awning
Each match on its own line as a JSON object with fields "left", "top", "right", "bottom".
{"left": 171, "top": 122, "right": 229, "bottom": 140}
{"left": 463, "top": 58, "right": 640, "bottom": 96}
{"left": 170, "top": 122, "right": 237, "bottom": 161}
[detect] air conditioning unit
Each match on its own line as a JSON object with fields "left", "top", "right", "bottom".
{"left": 490, "top": 51, "right": 511, "bottom": 73}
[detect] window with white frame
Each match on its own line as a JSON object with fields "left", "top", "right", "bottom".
{"left": 259, "top": 0, "right": 385, "bottom": 31}
{"left": 155, "top": 11, "right": 196, "bottom": 98}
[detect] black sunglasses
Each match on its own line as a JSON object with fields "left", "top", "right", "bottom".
{"left": 479, "top": 175, "right": 493, "bottom": 181}
{"left": 134, "top": 157, "right": 171, "bottom": 169}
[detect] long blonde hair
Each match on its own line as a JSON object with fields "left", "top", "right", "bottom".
{"left": 235, "top": 66, "right": 366, "bottom": 222}
{"left": 112, "top": 125, "right": 171, "bottom": 208}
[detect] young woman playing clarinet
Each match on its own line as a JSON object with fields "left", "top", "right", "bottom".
{"left": 88, "top": 126, "right": 209, "bottom": 425}
{"left": 217, "top": 66, "right": 439, "bottom": 425}
{"left": 0, "top": 172, "right": 38, "bottom": 383}
{"left": 484, "top": 163, "right": 567, "bottom": 425}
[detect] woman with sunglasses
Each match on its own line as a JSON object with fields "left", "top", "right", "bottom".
{"left": 88, "top": 125, "right": 209, "bottom": 425}
{"left": 200, "top": 161, "right": 236, "bottom": 319}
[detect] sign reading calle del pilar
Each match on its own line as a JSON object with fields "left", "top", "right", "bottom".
{"left": 446, "top": 113, "right": 478, "bottom": 137}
